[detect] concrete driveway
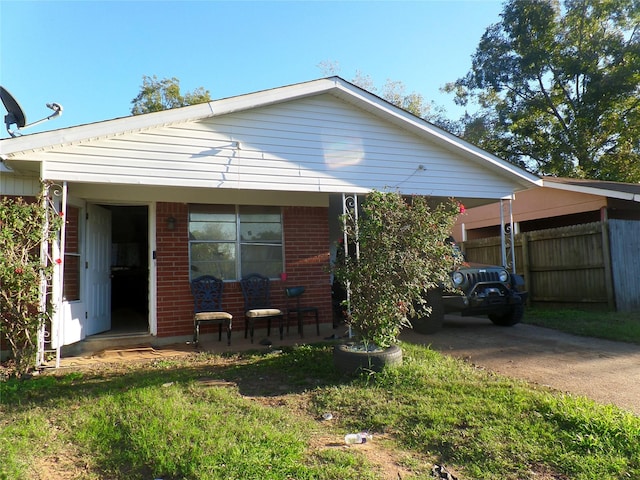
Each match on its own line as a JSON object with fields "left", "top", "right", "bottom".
{"left": 401, "top": 314, "right": 640, "bottom": 416}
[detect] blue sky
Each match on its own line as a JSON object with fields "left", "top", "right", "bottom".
{"left": 0, "top": 1, "right": 504, "bottom": 138}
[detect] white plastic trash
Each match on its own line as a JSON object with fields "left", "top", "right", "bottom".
{"left": 344, "top": 432, "right": 372, "bottom": 444}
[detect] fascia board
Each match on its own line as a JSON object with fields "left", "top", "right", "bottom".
{"left": 0, "top": 102, "right": 215, "bottom": 156}
{"left": 205, "top": 78, "right": 338, "bottom": 116}
{"left": 541, "top": 178, "right": 639, "bottom": 202}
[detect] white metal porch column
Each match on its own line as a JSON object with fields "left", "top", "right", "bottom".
{"left": 499, "top": 196, "right": 516, "bottom": 273}
{"left": 341, "top": 193, "right": 360, "bottom": 339}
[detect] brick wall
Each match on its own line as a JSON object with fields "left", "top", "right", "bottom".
{"left": 155, "top": 203, "right": 332, "bottom": 339}
{"left": 281, "top": 206, "right": 332, "bottom": 327}
{"left": 155, "top": 203, "right": 191, "bottom": 337}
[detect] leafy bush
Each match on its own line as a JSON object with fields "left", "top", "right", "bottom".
{"left": 0, "top": 187, "right": 62, "bottom": 376}
{"left": 333, "top": 191, "right": 461, "bottom": 348}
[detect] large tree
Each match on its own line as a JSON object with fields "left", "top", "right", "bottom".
{"left": 446, "top": 0, "right": 640, "bottom": 182}
{"left": 131, "top": 75, "right": 211, "bottom": 115}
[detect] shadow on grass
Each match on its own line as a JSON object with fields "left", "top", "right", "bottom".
{"left": 0, "top": 343, "right": 347, "bottom": 410}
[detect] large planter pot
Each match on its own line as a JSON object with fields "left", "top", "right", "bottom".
{"left": 411, "top": 288, "right": 444, "bottom": 335}
{"left": 333, "top": 344, "right": 403, "bottom": 375}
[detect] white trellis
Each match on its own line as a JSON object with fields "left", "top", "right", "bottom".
{"left": 341, "top": 192, "right": 361, "bottom": 339}
{"left": 499, "top": 197, "right": 516, "bottom": 273}
{"left": 36, "top": 181, "right": 66, "bottom": 369}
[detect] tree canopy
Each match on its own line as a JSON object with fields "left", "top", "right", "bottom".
{"left": 317, "top": 61, "right": 454, "bottom": 130}
{"left": 131, "top": 75, "right": 211, "bottom": 115}
{"left": 446, "top": 0, "right": 640, "bottom": 182}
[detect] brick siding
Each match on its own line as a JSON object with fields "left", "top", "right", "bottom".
{"left": 155, "top": 203, "right": 332, "bottom": 339}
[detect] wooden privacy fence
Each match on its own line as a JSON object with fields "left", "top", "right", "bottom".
{"left": 460, "top": 220, "right": 640, "bottom": 312}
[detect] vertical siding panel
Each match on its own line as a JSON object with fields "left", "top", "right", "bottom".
{"left": 609, "top": 220, "right": 640, "bottom": 311}
{"left": 0, "top": 174, "right": 40, "bottom": 196}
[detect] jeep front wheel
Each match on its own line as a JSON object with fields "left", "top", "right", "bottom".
{"left": 489, "top": 302, "right": 524, "bottom": 326}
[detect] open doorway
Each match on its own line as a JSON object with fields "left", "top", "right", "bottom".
{"left": 109, "top": 206, "right": 149, "bottom": 334}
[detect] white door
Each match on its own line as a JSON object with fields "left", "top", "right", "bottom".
{"left": 85, "top": 204, "right": 112, "bottom": 335}
{"left": 53, "top": 202, "right": 86, "bottom": 347}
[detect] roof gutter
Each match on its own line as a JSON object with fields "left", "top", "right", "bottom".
{"left": 541, "top": 178, "right": 640, "bottom": 203}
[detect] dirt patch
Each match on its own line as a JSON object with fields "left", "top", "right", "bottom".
{"left": 248, "top": 391, "right": 432, "bottom": 478}
{"left": 29, "top": 444, "right": 92, "bottom": 480}
{"left": 308, "top": 433, "right": 420, "bottom": 479}
{"left": 402, "top": 314, "right": 640, "bottom": 416}
{"left": 41, "top": 343, "right": 196, "bottom": 370}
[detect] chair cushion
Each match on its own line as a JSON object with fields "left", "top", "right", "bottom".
{"left": 246, "top": 308, "right": 283, "bottom": 318}
{"left": 195, "top": 312, "right": 232, "bottom": 321}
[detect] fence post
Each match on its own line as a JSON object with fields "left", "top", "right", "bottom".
{"left": 520, "top": 233, "right": 531, "bottom": 306}
{"left": 601, "top": 221, "right": 616, "bottom": 310}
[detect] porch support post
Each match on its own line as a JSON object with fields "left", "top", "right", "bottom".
{"left": 52, "top": 181, "right": 68, "bottom": 367}
{"left": 499, "top": 199, "right": 506, "bottom": 268}
{"left": 37, "top": 183, "right": 51, "bottom": 368}
{"left": 36, "top": 182, "right": 66, "bottom": 369}
{"left": 341, "top": 193, "right": 359, "bottom": 339}
{"left": 508, "top": 197, "right": 516, "bottom": 274}
{"left": 499, "top": 196, "right": 516, "bottom": 273}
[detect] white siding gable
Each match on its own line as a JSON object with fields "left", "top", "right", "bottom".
{"left": 8, "top": 93, "right": 533, "bottom": 201}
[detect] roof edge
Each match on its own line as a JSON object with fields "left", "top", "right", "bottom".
{"left": 541, "top": 177, "right": 640, "bottom": 202}
{"left": 0, "top": 102, "right": 215, "bottom": 155}
{"left": 326, "top": 79, "right": 542, "bottom": 189}
{"left": 0, "top": 78, "right": 343, "bottom": 156}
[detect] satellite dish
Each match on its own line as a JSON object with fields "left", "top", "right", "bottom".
{"left": 0, "top": 86, "right": 63, "bottom": 137}
{"left": 0, "top": 86, "right": 27, "bottom": 130}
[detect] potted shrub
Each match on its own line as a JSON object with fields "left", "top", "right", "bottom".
{"left": 332, "top": 190, "right": 461, "bottom": 374}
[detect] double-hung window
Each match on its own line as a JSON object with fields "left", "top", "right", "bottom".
{"left": 188, "top": 205, "right": 283, "bottom": 281}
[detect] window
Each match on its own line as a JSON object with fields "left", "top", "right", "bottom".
{"left": 189, "top": 205, "right": 283, "bottom": 280}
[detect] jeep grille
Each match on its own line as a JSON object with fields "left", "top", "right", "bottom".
{"left": 465, "top": 271, "right": 500, "bottom": 285}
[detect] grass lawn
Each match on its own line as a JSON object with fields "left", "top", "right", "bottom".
{"left": 524, "top": 306, "right": 640, "bottom": 345}
{"left": 1, "top": 340, "right": 639, "bottom": 480}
